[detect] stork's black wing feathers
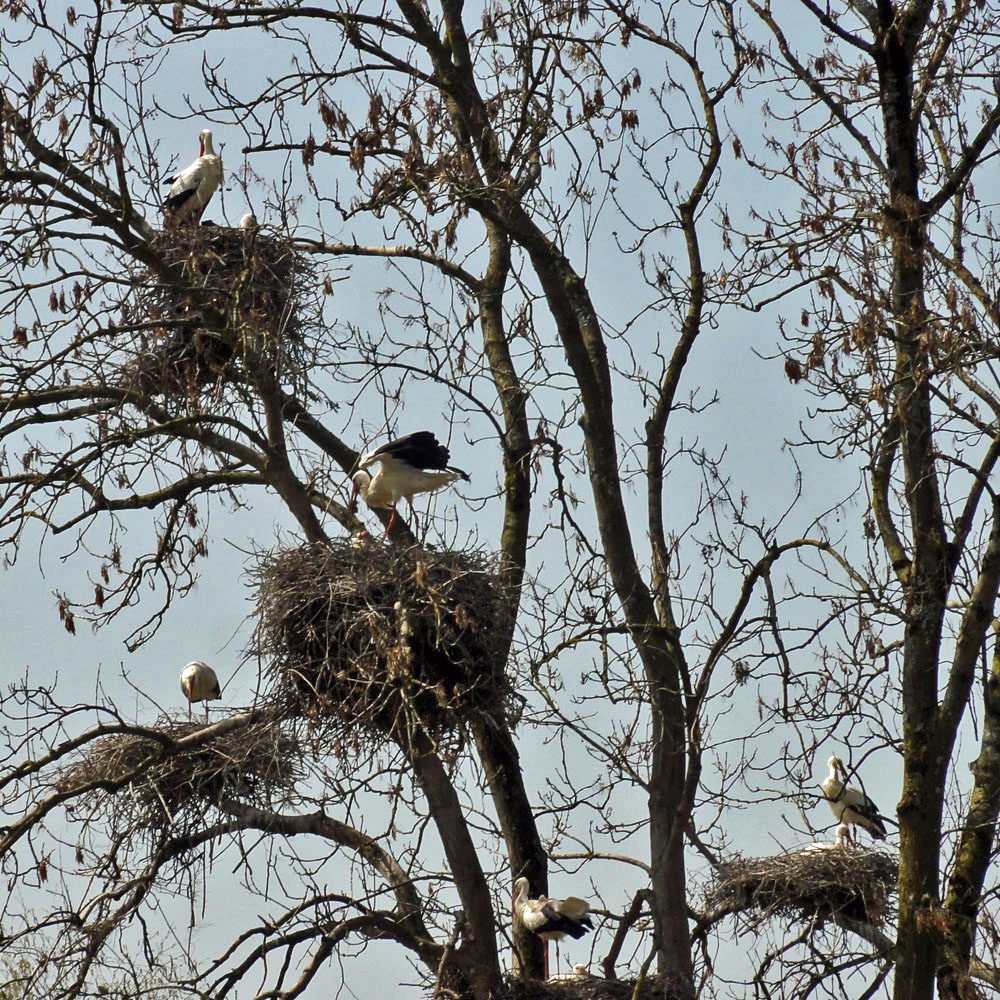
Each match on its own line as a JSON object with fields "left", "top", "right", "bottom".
{"left": 539, "top": 902, "right": 593, "bottom": 939}
{"left": 164, "top": 186, "right": 197, "bottom": 212}
{"left": 854, "top": 793, "right": 888, "bottom": 838}
{"left": 373, "top": 431, "right": 451, "bottom": 470}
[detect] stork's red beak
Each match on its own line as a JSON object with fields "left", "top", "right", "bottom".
{"left": 348, "top": 480, "right": 359, "bottom": 512}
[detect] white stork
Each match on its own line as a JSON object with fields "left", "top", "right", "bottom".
{"left": 803, "top": 821, "right": 852, "bottom": 853}
{"left": 238, "top": 212, "right": 258, "bottom": 230}
{"left": 513, "top": 877, "right": 593, "bottom": 980}
{"left": 179, "top": 660, "right": 221, "bottom": 721}
{"left": 349, "top": 431, "right": 469, "bottom": 541}
{"left": 547, "top": 964, "right": 589, "bottom": 981}
{"left": 820, "top": 755, "right": 887, "bottom": 845}
{"left": 163, "top": 129, "right": 223, "bottom": 226}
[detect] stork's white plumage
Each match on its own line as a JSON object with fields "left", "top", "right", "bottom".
{"left": 547, "top": 964, "right": 589, "bottom": 982}
{"left": 803, "top": 821, "right": 852, "bottom": 853}
{"left": 238, "top": 212, "right": 258, "bottom": 230}
{"left": 821, "top": 755, "right": 887, "bottom": 844}
{"left": 513, "top": 877, "right": 593, "bottom": 979}
{"left": 349, "top": 431, "right": 469, "bottom": 540}
{"left": 163, "top": 129, "right": 223, "bottom": 226}
{"left": 179, "top": 660, "right": 221, "bottom": 721}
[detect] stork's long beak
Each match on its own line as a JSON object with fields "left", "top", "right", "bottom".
{"left": 348, "top": 479, "right": 360, "bottom": 512}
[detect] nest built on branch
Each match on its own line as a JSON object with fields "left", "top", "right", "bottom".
{"left": 124, "top": 225, "right": 319, "bottom": 397}
{"left": 56, "top": 717, "right": 300, "bottom": 839}
{"left": 705, "top": 844, "right": 897, "bottom": 927}
{"left": 252, "top": 539, "right": 517, "bottom": 747}
{"left": 497, "top": 972, "right": 686, "bottom": 1000}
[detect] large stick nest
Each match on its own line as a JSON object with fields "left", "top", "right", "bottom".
{"left": 251, "top": 539, "right": 518, "bottom": 747}
{"left": 705, "top": 845, "right": 897, "bottom": 926}
{"left": 497, "top": 972, "right": 687, "bottom": 1000}
{"left": 123, "top": 226, "right": 319, "bottom": 397}
{"left": 55, "top": 717, "right": 301, "bottom": 838}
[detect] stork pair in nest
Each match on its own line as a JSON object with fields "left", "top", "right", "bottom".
{"left": 820, "top": 754, "right": 888, "bottom": 845}
{"left": 513, "top": 877, "right": 593, "bottom": 980}
{"left": 163, "top": 128, "right": 256, "bottom": 229}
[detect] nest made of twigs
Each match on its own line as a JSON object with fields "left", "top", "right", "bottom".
{"left": 251, "top": 539, "right": 518, "bottom": 746}
{"left": 706, "top": 845, "right": 897, "bottom": 926}
{"left": 497, "top": 972, "right": 686, "bottom": 1000}
{"left": 55, "top": 716, "right": 301, "bottom": 836}
{"left": 124, "top": 225, "right": 317, "bottom": 397}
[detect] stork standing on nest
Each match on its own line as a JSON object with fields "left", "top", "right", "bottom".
{"left": 820, "top": 755, "right": 887, "bottom": 845}
{"left": 349, "top": 431, "right": 469, "bottom": 541}
{"left": 513, "top": 877, "right": 593, "bottom": 980}
{"left": 180, "top": 660, "right": 221, "bottom": 721}
{"left": 163, "top": 129, "right": 223, "bottom": 226}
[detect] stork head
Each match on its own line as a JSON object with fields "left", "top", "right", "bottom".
{"left": 512, "top": 877, "right": 530, "bottom": 917}
{"left": 827, "top": 755, "right": 845, "bottom": 777}
{"left": 349, "top": 469, "right": 371, "bottom": 512}
{"left": 199, "top": 129, "right": 213, "bottom": 156}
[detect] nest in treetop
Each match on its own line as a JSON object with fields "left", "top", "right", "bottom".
{"left": 705, "top": 845, "right": 897, "bottom": 927}
{"left": 251, "top": 539, "right": 518, "bottom": 747}
{"left": 496, "top": 972, "right": 687, "bottom": 1000}
{"left": 54, "top": 716, "right": 300, "bottom": 839}
{"left": 123, "top": 225, "right": 318, "bottom": 398}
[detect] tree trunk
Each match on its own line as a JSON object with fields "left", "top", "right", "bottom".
{"left": 875, "top": 9, "right": 947, "bottom": 999}
{"left": 408, "top": 735, "right": 501, "bottom": 999}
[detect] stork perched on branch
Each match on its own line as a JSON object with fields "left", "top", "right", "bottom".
{"left": 820, "top": 755, "right": 887, "bottom": 845}
{"left": 163, "top": 129, "right": 223, "bottom": 226}
{"left": 513, "top": 877, "right": 593, "bottom": 980}
{"left": 348, "top": 431, "right": 469, "bottom": 541}
{"left": 179, "top": 660, "right": 221, "bottom": 721}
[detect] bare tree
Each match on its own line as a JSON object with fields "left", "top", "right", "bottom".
{"left": 5, "top": 2, "right": 1000, "bottom": 999}
{"left": 735, "top": 2, "right": 1000, "bottom": 998}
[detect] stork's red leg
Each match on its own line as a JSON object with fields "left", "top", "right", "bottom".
{"left": 381, "top": 506, "right": 398, "bottom": 542}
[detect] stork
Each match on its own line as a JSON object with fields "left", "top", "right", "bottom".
{"left": 238, "top": 212, "right": 258, "bottom": 230}
{"left": 820, "top": 755, "right": 887, "bottom": 845}
{"left": 349, "top": 431, "right": 469, "bottom": 541}
{"left": 179, "top": 660, "right": 221, "bottom": 721}
{"left": 547, "top": 964, "right": 589, "bottom": 981}
{"left": 513, "top": 877, "right": 593, "bottom": 980}
{"left": 803, "top": 821, "right": 852, "bottom": 853}
{"left": 163, "top": 129, "right": 223, "bottom": 226}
